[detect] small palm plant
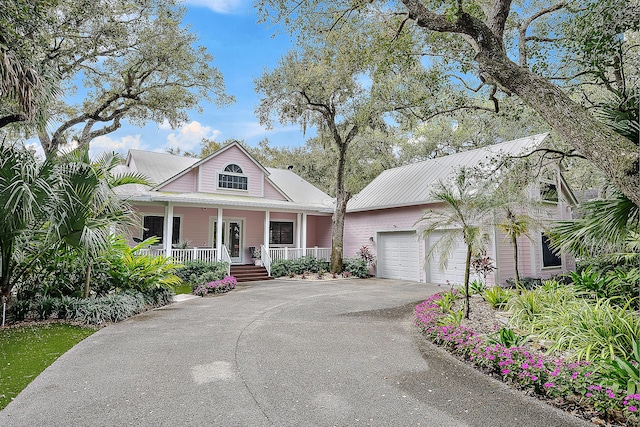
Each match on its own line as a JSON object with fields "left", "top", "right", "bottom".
{"left": 419, "top": 168, "right": 492, "bottom": 319}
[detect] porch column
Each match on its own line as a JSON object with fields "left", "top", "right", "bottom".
{"left": 301, "top": 213, "right": 307, "bottom": 253}
{"left": 164, "top": 203, "right": 174, "bottom": 258}
{"left": 296, "top": 213, "right": 302, "bottom": 249}
{"left": 216, "top": 208, "right": 223, "bottom": 261}
{"left": 264, "top": 210, "right": 270, "bottom": 250}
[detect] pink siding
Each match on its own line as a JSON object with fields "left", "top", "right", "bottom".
{"left": 495, "top": 231, "right": 532, "bottom": 285}
{"left": 161, "top": 170, "right": 197, "bottom": 193}
{"left": 264, "top": 179, "right": 288, "bottom": 201}
{"left": 198, "top": 145, "right": 265, "bottom": 197}
{"left": 173, "top": 206, "right": 216, "bottom": 247}
{"left": 306, "top": 215, "right": 332, "bottom": 248}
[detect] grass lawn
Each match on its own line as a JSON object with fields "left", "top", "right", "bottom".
{"left": 173, "top": 284, "right": 192, "bottom": 295}
{"left": 0, "top": 323, "right": 95, "bottom": 410}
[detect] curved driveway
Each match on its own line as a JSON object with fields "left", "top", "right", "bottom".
{"left": 1, "top": 279, "right": 588, "bottom": 426}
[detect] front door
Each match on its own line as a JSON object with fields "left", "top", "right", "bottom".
{"left": 211, "top": 219, "right": 244, "bottom": 264}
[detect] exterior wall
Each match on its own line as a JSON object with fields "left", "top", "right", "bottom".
{"left": 197, "top": 145, "right": 265, "bottom": 197}
{"left": 345, "top": 206, "right": 427, "bottom": 281}
{"left": 494, "top": 231, "right": 533, "bottom": 285}
{"left": 263, "top": 180, "right": 288, "bottom": 201}
{"left": 307, "top": 215, "right": 332, "bottom": 248}
{"left": 173, "top": 206, "right": 215, "bottom": 247}
{"left": 162, "top": 170, "right": 197, "bottom": 193}
{"left": 128, "top": 204, "right": 166, "bottom": 245}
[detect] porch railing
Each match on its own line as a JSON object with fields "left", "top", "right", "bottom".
{"left": 220, "top": 245, "right": 231, "bottom": 276}
{"left": 261, "top": 245, "right": 272, "bottom": 277}
{"left": 268, "top": 246, "right": 331, "bottom": 262}
{"left": 171, "top": 248, "right": 218, "bottom": 264}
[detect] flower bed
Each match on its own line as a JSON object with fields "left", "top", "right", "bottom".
{"left": 193, "top": 276, "right": 237, "bottom": 296}
{"left": 414, "top": 293, "right": 639, "bottom": 426}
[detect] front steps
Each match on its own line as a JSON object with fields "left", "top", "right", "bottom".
{"left": 230, "top": 265, "right": 273, "bottom": 283}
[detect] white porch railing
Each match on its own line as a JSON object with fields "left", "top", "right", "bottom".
{"left": 261, "top": 245, "right": 272, "bottom": 276}
{"left": 268, "top": 246, "right": 331, "bottom": 262}
{"left": 220, "top": 245, "right": 231, "bottom": 276}
{"left": 138, "top": 248, "right": 165, "bottom": 257}
{"left": 138, "top": 247, "right": 218, "bottom": 263}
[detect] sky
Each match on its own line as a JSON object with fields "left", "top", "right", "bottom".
{"left": 88, "top": 0, "right": 303, "bottom": 157}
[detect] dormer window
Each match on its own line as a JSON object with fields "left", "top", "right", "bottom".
{"left": 218, "top": 164, "right": 248, "bottom": 190}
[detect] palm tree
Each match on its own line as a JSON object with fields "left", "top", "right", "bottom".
{"left": 0, "top": 143, "right": 62, "bottom": 299}
{"left": 419, "top": 168, "right": 492, "bottom": 319}
{"left": 55, "top": 148, "right": 150, "bottom": 297}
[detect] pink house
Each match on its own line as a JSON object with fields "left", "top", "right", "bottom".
{"left": 119, "top": 134, "right": 576, "bottom": 285}
{"left": 344, "top": 134, "right": 577, "bottom": 285}
{"left": 118, "top": 142, "right": 334, "bottom": 275}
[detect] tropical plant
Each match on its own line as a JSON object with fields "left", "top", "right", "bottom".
{"left": 487, "top": 327, "right": 529, "bottom": 348}
{"left": 420, "top": 168, "right": 492, "bottom": 319}
{"left": 481, "top": 286, "right": 511, "bottom": 310}
{"left": 175, "top": 260, "right": 229, "bottom": 285}
{"left": 601, "top": 340, "right": 640, "bottom": 395}
{"left": 469, "top": 279, "right": 487, "bottom": 295}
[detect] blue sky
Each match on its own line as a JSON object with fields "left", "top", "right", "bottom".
{"left": 89, "top": 0, "right": 303, "bottom": 156}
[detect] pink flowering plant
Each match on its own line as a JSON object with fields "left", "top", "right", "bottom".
{"left": 193, "top": 276, "right": 237, "bottom": 296}
{"left": 414, "top": 293, "right": 638, "bottom": 425}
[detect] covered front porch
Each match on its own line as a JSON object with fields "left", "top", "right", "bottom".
{"left": 131, "top": 202, "right": 333, "bottom": 274}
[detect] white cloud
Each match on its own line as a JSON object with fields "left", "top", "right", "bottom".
{"left": 90, "top": 134, "right": 145, "bottom": 157}
{"left": 158, "top": 119, "right": 172, "bottom": 131}
{"left": 184, "top": 0, "right": 246, "bottom": 14}
{"left": 165, "top": 121, "right": 221, "bottom": 151}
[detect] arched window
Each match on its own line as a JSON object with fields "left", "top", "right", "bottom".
{"left": 218, "top": 164, "right": 248, "bottom": 190}
{"left": 224, "top": 164, "right": 243, "bottom": 173}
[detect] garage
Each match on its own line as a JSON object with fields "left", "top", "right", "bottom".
{"left": 376, "top": 231, "right": 421, "bottom": 281}
{"left": 426, "top": 230, "right": 477, "bottom": 285}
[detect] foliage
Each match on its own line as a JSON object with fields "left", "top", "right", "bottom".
{"left": 481, "top": 286, "right": 511, "bottom": 310}
{"left": 420, "top": 168, "right": 492, "bottom": 319}
{"left": 487, "top": 327, "right": 529, "bottom": 348}
{"left": 505, "top": 276, "right": 543, "bottom": 290}
{"left": 341, "top": 258, "right": 369, "bottom": 278}
{"left": 0, "top": 323, "right": 95, "bottom": 410}
{"left": 414, "top": 293, "right": 639, "bottom": 424}
{"left": 357, "top": 245, "right": 376, "bottom": 266}
{"left": 601, "top": 340, "right": 640, "bottom": 396}
{"left": 270, "top": 256, "right": 330, "bottom": 277}
{"left": 470, "top": 258, "right": 495, "bottom": 284}
{"left": 19, "top": 0, "right": 233, "bottom": 156}
{"left": 8, "top": 288, "right": 173, "bottom": 325}
{"left": 175, "top": 260, "right": 229, "bottom": 286}
{"left": 192, "top": 276, "right": 237, "bottom": 297}
{"left": 468, "top": 279, "right": 486, "bottom": 295}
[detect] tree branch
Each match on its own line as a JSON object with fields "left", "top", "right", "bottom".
{"left": 0, "top": 114, "right": 27, "bottom": 128}
{"left": 488, "top": 0, "right": 513, "bottom": 40}
{"left": 518, "top": 2, "right": 566, "bottom": 66}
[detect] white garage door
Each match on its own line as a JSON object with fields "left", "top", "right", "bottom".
{"left": 377, "top": 231, "right": 420, "bottom": 281}
{"left": 426, "top": 230, "right": 478, "bottom": 285}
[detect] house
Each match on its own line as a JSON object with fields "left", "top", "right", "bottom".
{"left": 117, "top": 142, "right": 335, "bottom": 273}
{"left": 118, "top": 134, "right": 576, "bottom": 285}
{"left": 344, "top": 134, "right": 577, "bottom": 285}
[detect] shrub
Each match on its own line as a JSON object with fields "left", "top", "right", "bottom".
{"left": 505, "top": 276, "right": 542, "bottom": 290}
{"left": 342, "top": 258, "right": 368, "bottom": 278}
{"left": 270, "top": 260, "right": 293, "bottom": 278}
{"left": 175, "top": 260, "right": 228, "bottom": 284}
{"left": 469, "top": 279, "right": 487, "bottom": 295}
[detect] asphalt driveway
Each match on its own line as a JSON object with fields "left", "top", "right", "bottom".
{"left": 0, "top": 279, "right": 588, "bottom": 426}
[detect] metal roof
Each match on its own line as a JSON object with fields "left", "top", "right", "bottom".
{"left": 127, "top": 150, "right": 199, "bottom": 185}
{"left": 120, "top": 148, "right": 334, "bottom": 211}
{"left": 347, "top": 134, "right": 549, "bottom": 212}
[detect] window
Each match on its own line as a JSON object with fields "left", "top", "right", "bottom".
{"left": 218, "top": 163, "right": 248, "bottom": 190}
{"left": 270, "top": 221, "right": 294, "bottom": 245}
{"left": 541, "top": 233, "right": 561, "bottom": 267}
{"left": 540, "top": 181, "right": 558, "bottom": 202}
{"left": 143, "top": 216, "right": 180, "bottom": 244}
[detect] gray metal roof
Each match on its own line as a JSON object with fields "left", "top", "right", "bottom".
{"left": 127, "top": 150, "right": 199, "bottom": 186}
{"left": 347, "top": 134, "right": 549, "bottom": 212}
{"left": 266, "top": 167, "right": 334, "bottom": 206}
{"left": 120, "top": 149, "right": 334, "bottom": 211}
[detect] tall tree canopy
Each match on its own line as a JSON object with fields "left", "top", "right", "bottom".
{"left": 2, "top": 0, "right": 233, "bottom": 157}
{"left": 257, "top": 0, "right": 640, "bottom": 206}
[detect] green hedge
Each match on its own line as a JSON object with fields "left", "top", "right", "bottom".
{"left": 270, "top": 256, "right": 369, "bottom": 279}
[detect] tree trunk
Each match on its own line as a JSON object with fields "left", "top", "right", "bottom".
{"left": 83, "top": 260, "right": 92, "bottom": 298}
{"left": 512, "top": 234, "right": 520, "bottom": 288}
{"left": 330, "top": 140, "right": 350, "bottom": 274}
{"left": 464, "top": 244, "right": 472, "bottom": 319}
